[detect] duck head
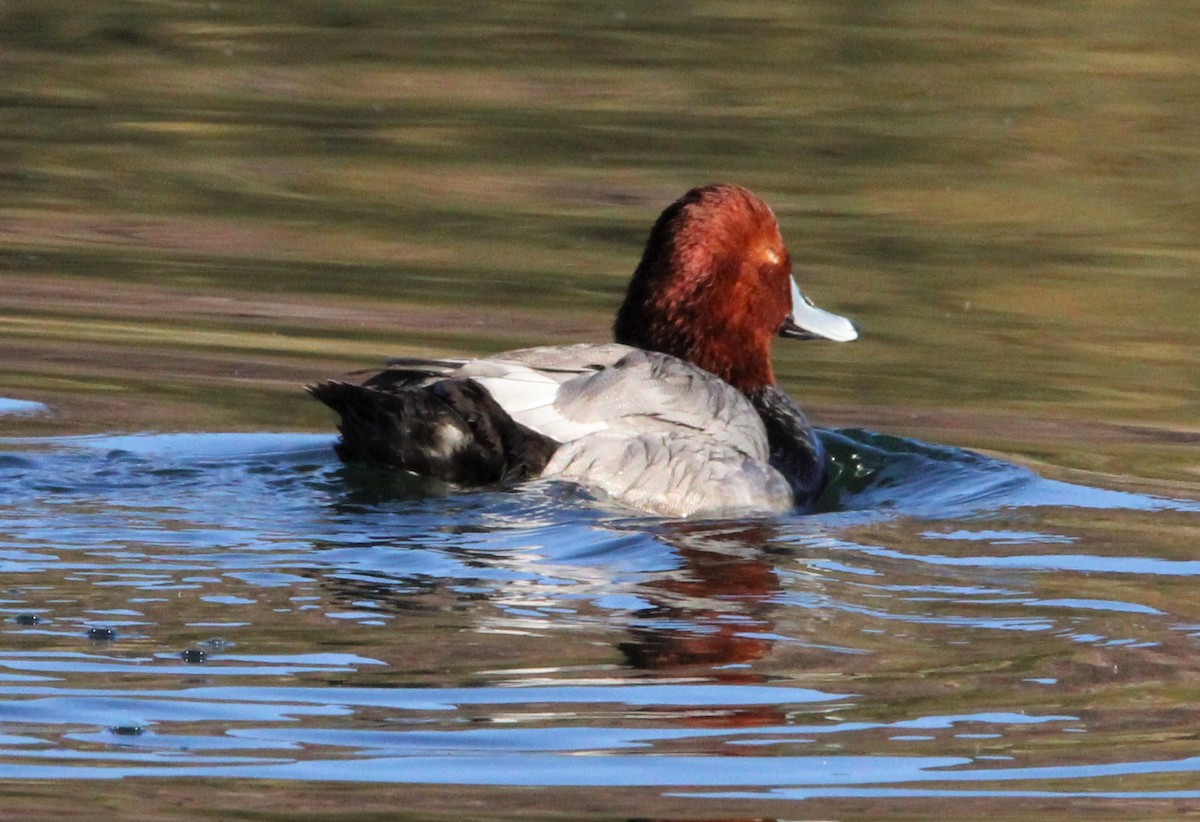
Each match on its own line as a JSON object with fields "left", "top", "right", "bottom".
{"left": 614, "top": 184, "right": 859, "bottom": 392}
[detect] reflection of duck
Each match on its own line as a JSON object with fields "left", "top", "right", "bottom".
{"left": 309, "top": 184, "right": 858, "bottom": 517}
{"left": 620, "top": 521, "right": 781, "bottom": 680}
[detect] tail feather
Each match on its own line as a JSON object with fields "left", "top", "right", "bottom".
{"left": 307, "top": 378, "right": 558, "bottom": 486}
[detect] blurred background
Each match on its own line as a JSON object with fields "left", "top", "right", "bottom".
{"left": 1, "top": 0, "right": 1196, "bottom": 491}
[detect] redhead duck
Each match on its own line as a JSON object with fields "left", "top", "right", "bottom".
{"left": 308, "top": 184, "right": 858, "bottom": 517}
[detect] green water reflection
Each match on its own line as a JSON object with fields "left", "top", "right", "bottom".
{"left": 3, "top": 2, "right": 1198, "bottom": 483}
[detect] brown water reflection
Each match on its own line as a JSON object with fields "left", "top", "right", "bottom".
{"left": 621, "top": 523, "right": 781, "bottom": 678}
{"left": 2, "top": 1, "right": 1197, "bottom": 488}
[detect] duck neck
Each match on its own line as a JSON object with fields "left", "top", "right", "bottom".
{"left": 615, "top": 304, "right": 777, "bottom": 392}
{"left": 685, "top": 330, "right": 777, "bottom": 393}
{"left": 744, "top": 385, "right": 827, "bottom": 511}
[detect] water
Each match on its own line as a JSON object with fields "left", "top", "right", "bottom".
{"left": 2, "top": 1, "right": 1199, "bottom": 818}
{"left": 0, "top": 426, "right": 1196, "bottom": 818}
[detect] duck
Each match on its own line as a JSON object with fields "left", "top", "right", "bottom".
{"left": 308, "top": 184, "right": 859, "bottom": 517}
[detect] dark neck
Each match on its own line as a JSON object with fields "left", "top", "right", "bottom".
{"left": 744, "top": 385, "right": 827, "bottom": 510}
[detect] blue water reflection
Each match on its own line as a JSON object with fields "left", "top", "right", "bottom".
{"left": 0, "top": 427, "right": 1197, "bottom": 797}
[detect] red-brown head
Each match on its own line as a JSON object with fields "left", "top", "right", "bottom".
{"left": 614, "top": 184, "right": 858, "bottom": 392}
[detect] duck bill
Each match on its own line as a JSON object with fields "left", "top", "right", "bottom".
{"left": 780, "top": 276, "right": 860, "bottom": 342}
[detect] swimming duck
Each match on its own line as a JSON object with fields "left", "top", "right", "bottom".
{"left": 308, "top": 184, "right": 858, "bottom": 517}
